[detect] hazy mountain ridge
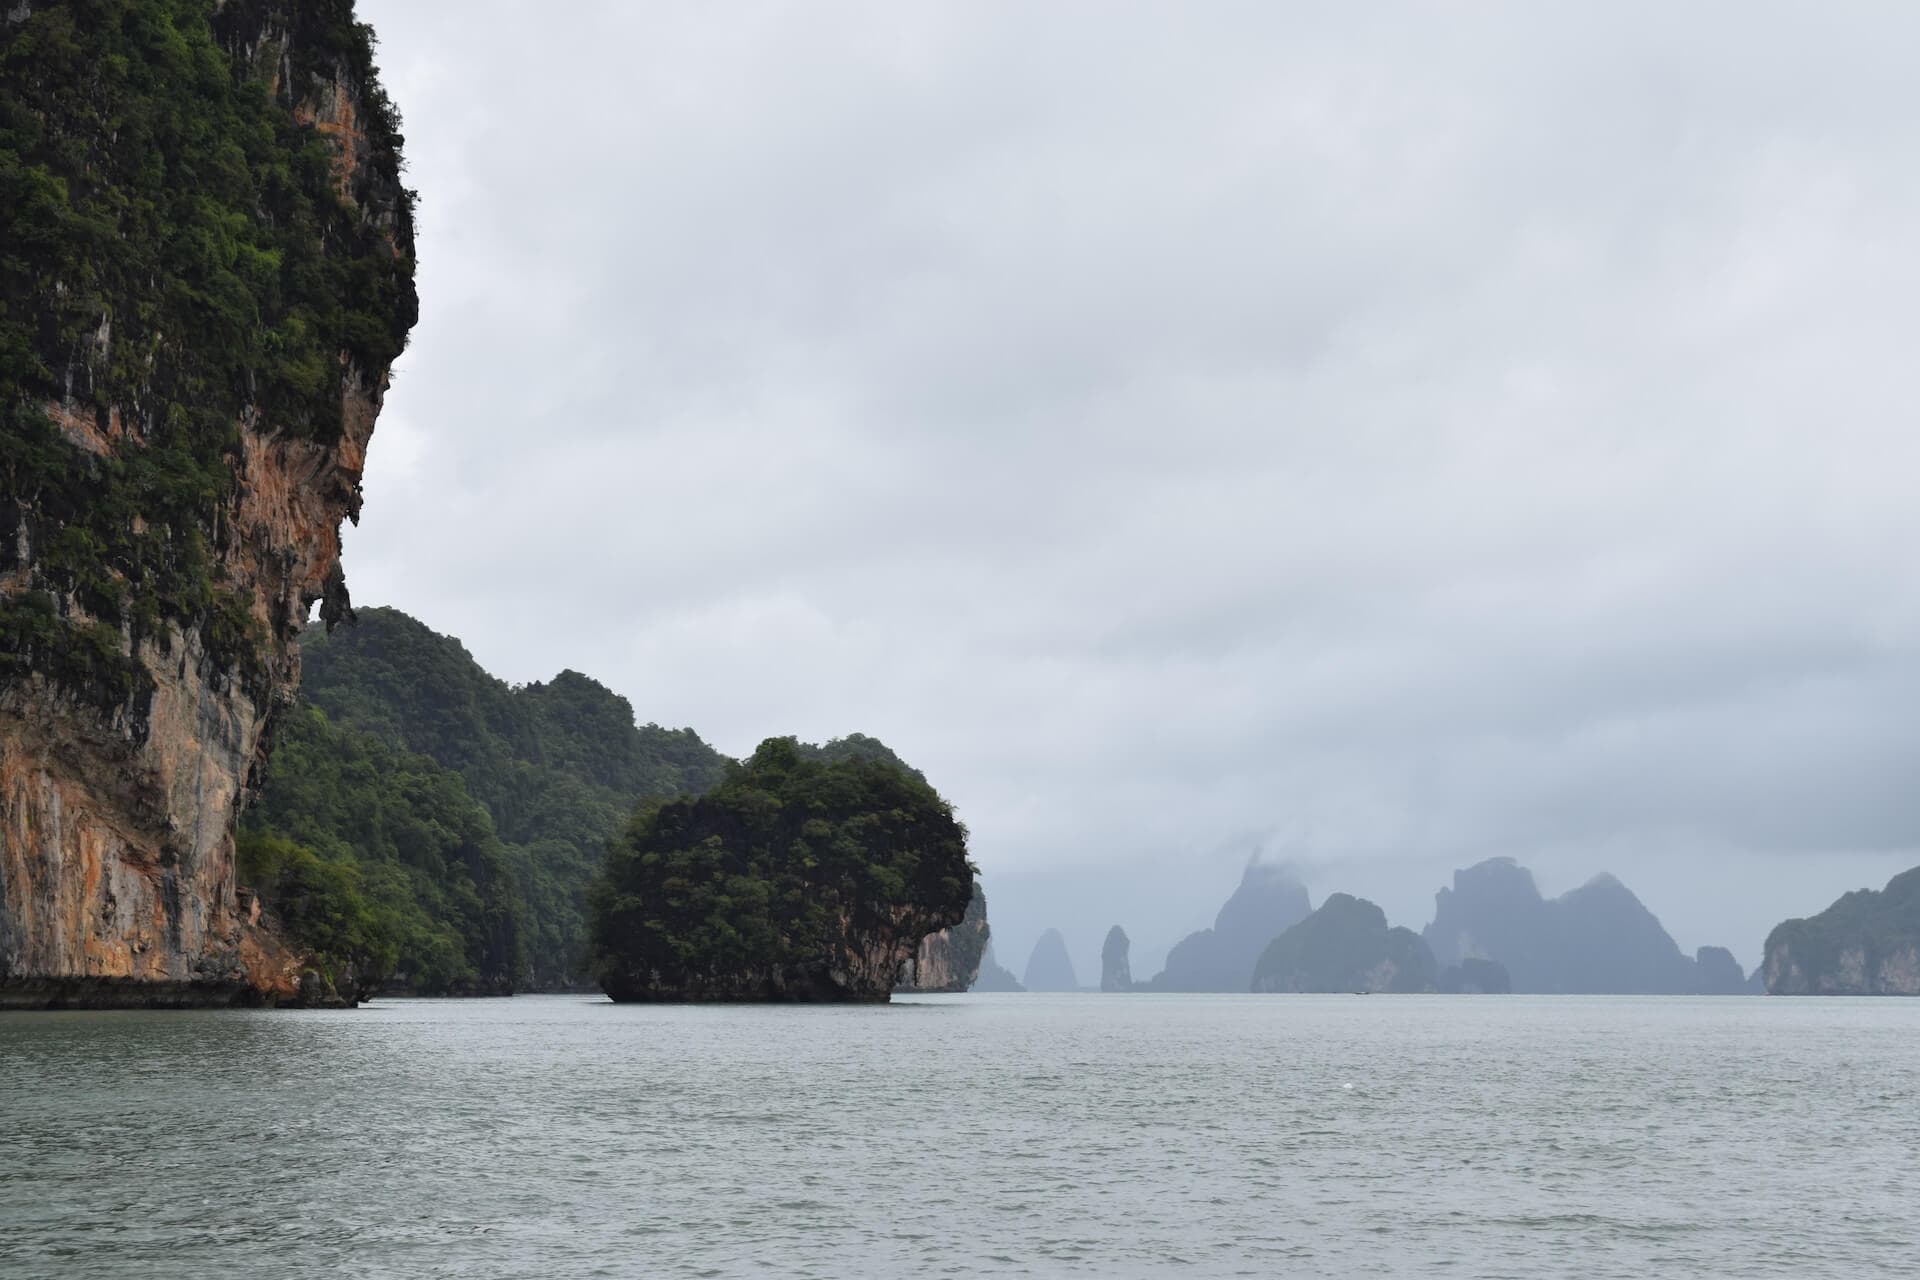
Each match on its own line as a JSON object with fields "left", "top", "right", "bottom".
{"left": 1084, "top": 855, "right": 1757, "bottom": 999}
{"left": 1424, "top": 857, "right": 1749, "bottom": 995}
{"left": 1252, "top": 894, "right": 1437, "bottom": 994}
{"left": 1141, "top": 863, "right": 1312, "bottom": 992}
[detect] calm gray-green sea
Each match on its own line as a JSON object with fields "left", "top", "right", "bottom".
{"left": 2, "top": 993, "right": 1916, "bottom": 1278}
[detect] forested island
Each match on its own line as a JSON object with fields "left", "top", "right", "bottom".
{"left": 244, "top": 607, "right": 727, "bottom": 998}
{"left": 593, "top": 739, "right": 973, "bottom": 1001}
{"left": 1764, "top": 868, "right": 1920, "bottom": 995}
{"left": 236, "top": 608, "right": 978, "bottom": 1003}
{"left": 2, "top": 0, "right": 976, "bottom": 1009}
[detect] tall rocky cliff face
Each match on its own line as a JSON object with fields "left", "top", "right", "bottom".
{"left": 0, "top": 1, "right": 415, "bottom": 1006}
{"left": 896, "top": 880, "right": 990, "bottom": 993}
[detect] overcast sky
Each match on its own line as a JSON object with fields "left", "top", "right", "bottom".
{"left": 350, "top": 1, "right": 1920, "bottom": 979}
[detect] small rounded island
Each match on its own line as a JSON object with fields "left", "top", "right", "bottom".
{"left": 591, "top": 737, "right": 974, "bottom": 1002}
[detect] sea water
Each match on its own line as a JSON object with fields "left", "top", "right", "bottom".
{"left": 1, "top": 993, "right": 1915, "bottom": 1277}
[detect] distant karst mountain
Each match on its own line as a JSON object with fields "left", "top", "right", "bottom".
{"left": 1023, "top": 928, "right": 1080, "bottom": 992}
{"left": 1101, "top": 926, "right": 1133, "bottom": 992}
{"left": 1764, "top": 867, "right": 1920, "bottom": 995}
{"left": 1251, "top": 894, "right": 1437, "bottom": 993}
{"left": 1693, "top": 946, "right": 1759, "bottom": 995}
{"left": 971, "top": 942, "right": 1026, "bottom": 992}
{"left": 1438, "top": 958, "right": 1512, "bottom": 994}
{"left": 1144, "top": 863, "right": 1312, "bottom": 991}
{"left": 1423, "top": 857, "right": 1744, "bottom": 995}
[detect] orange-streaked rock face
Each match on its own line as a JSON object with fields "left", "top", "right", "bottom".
{"left": 0, "top": 5, "right": 412, "bottom": 1008}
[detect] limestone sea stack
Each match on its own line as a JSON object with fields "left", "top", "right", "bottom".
{"left": 1101, "top": 925, "right": 1132, "bottom": 991}
{"left": 1022, "top": 928, "right": 1080, "bottom": 992}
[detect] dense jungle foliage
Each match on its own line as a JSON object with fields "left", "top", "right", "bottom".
{"left": 0, "top": 0, "right": 416, "bottom": 699}
{"left": 245, "top": 609, "right": 946, "bottom": 997}
{"left": 591, "top": 737, "right": 974, "bottom": 1000}
{"left": 270, "top": 608, "right": 727, "bottom": 987}
{"left": 242, "top": 704, "right": 520, "bottom": 996}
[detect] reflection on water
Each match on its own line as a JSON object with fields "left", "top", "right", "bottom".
{"left": 1, "top": 994, "right": 1916, "bottom": 1278}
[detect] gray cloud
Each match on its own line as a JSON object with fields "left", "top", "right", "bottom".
{"left": 351, "top": 1, "right": 1920, "bottom": 978}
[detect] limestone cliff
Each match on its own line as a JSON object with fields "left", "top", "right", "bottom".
{"left": 896, "top": 880, "right": 990, "bottom": 993}
{"left": 0, "top": 1, "right": 415, "bottom": 1006}
{"left": 1764, "top": 867, "right": 1920, "bottom": 996}
{"left": 1100, "top": 925, "right": 1132, "bottom": 991}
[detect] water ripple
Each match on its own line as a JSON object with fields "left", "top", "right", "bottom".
{"left": 0, "top": 994, "right": 1916, "bottom": 1277}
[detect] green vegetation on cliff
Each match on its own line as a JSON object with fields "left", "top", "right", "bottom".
{"left": 592, "top": 737, "right": 974, "bottom": 1001}
{"left": 242, "top": 704, "right": 520, "bottom": 995}
{"left": 247, "top": 608, "right": 959, "bottom": 998}
{"left": 290, "top": 608, "right": 727, "bottom": 987}
{"left": 1, "top": 0, "right": 415, "bottom": 700}
{"left": 1765, "top": 867, "right": 1920, "bottom": 995}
